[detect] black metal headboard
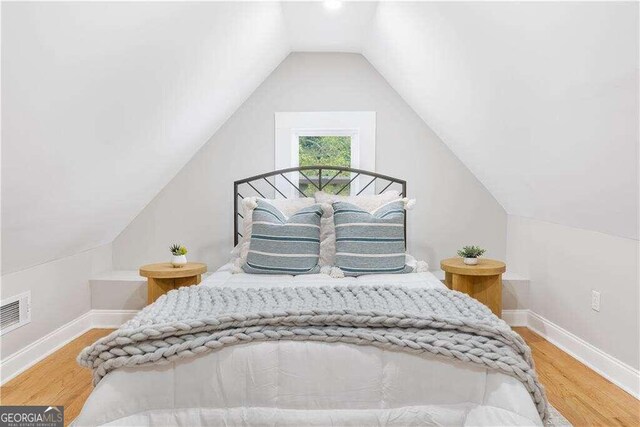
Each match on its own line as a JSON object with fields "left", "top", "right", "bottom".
{"left": 234, "top": 166, "right": 406, "bottom": 246}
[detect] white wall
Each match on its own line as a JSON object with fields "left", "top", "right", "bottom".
{"left": 1, "top": 2, "right": 289, "bottom": 274}
{"left": 507, "top": 216, "right": 639, "bottom": 370}
{"left": 364, "top": 2, "right": 639, "bottom": 240}
{"left": 0, "top": 244, "right": 112, "bottom": 360}
{"left": 113, "top": 53, "right": 507, "bottom": 275}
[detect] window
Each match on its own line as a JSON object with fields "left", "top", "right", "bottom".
{"left": 275, "top": 112, "right": 375, "bottom": 197}
{"left": 298, "top": 135, "right": 351, "bottom": 169}
{"left": 297, "top": 133, "right": 353, "bottom": 196}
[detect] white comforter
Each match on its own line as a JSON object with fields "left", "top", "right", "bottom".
{"left": 73, "top": 266, "right": 543, "bottom": 426}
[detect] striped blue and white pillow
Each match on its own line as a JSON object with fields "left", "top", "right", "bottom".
{"left": 333, "top": 200, "right": 412, "bottom": 276}
{"left": 242, "top": 200, "right": 323, "bottom": 275}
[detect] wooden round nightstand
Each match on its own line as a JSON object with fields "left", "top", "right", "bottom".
{"left": 440, "top": 258, "right": 506, "bottom": 317}
{"left": 140, "top": 262, "right": 207, "bottom": 304}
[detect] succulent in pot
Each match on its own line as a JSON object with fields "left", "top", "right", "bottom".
{"left": 170, "top": 244, "right": 188, "bottom": 268}
{"left": 457, "top": 245, "right": 486, "bottom": 265}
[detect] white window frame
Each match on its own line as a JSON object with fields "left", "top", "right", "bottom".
{"left": 275, "top": 112, "right": 376, "bottom": 197}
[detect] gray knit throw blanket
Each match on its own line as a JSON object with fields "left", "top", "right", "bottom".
{"left": 78, "top": 285, "right": 548, "bottom": 422}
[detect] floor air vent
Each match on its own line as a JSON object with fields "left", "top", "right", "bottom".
{"left": 1, "top": 291, "right": 31, "bottom": 336}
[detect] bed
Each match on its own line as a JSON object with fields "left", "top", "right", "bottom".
{"left": 73, "top": 167, "right": 546, "bottom": 426}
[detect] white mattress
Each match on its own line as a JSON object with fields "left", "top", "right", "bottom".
{"left": 73, "top": 266, "right": 543, "bottom": 426}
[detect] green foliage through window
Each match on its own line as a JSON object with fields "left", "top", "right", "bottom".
{"left": 298, "top": 135, "right": 352, "bottom": 196}
{"left": 299, "top": 136, "right": 351, "bottom": 170}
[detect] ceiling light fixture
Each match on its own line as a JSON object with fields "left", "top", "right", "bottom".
{"left": 323, "top": 0, "right": 343, "bottom": 11}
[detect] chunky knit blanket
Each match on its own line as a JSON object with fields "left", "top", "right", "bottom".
{"left": 78, "top": 285, "right": 548, "bottom": 421}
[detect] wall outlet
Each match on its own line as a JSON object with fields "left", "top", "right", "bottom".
{"left": 591, "top": 290, "right": 601, "bottom": 312}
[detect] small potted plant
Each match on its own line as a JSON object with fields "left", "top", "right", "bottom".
{"left": 457, "top": 245, "right": 486, "bottom": 265}
{"left": 170, "top": 244, "right": 188, "bottom": 268}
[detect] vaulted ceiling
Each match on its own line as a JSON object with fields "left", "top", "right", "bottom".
{"left": 2, "top": 2, "right": 638, "bottom": 273}
{"left": 2, "top": 2, "right": 289, "bottom": 273}
{"left": 363, "top": 2, "right": 638, "bottom": 240}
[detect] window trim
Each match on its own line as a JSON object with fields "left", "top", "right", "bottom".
{"left": 275, "top": 112, "right": 376, "bottom": 197}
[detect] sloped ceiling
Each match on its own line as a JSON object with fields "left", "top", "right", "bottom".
{"left": 282, "top": 1, "right": 377, "bottom": 52}
{"left": 2, "top": 1, "right": 637, "bottom": 273}
{"left": 2, "top": 2, "right": 289, "bottom": 273}
{"left": 363, "top": 2, "right": 639, "bottom": 240}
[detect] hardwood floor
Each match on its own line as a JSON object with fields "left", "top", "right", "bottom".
{"left": 0, "top": 329, "right": 113, "bottom": 426}
{"left": 514, "top": 327, "right": 640, "bottom": 426}
{"left": 0, "top": 327, "right": 638, "bottom": 426}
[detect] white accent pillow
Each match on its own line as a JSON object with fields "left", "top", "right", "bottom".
{"left": 231, "top": 197, "right": 316, "bottom": 263}
{"left": 314, "top": 190, "right": 402, "bottom": 212}
{"left": 405, "top": 253, "right": 429, "bottom": 272}
{"left": 314, "top": 190, "right": 403, "bottom": 266}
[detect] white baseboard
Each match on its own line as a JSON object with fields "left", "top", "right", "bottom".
{"left": 90, "top": 309, "right": 139, "bottom": 328}
{"left": 0, "top": 309, "right": 138, "bottom": 385}
{"left": 526, "top": 310, "right": 640, "bottom": 399}
{"left": 502, "top": 309, "right": 638, "bottom": 399}
{"left": 2, "top": 308, "right": 638, "bottom": 401}
{"left": 502, "top": 309, "right": 529, "bottom": 326}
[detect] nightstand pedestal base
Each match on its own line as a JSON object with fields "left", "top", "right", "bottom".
{"left": 140, "top": 262, "right": 207, "bottom": 305}
{"left": 445, "top": 272, "right": 502, "bottom": 317}
{"left": 147, "top": 275, "right": 201, "bottom": 305}
{"left": 440, "top": 258, "right": 506, "bottom": 318}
